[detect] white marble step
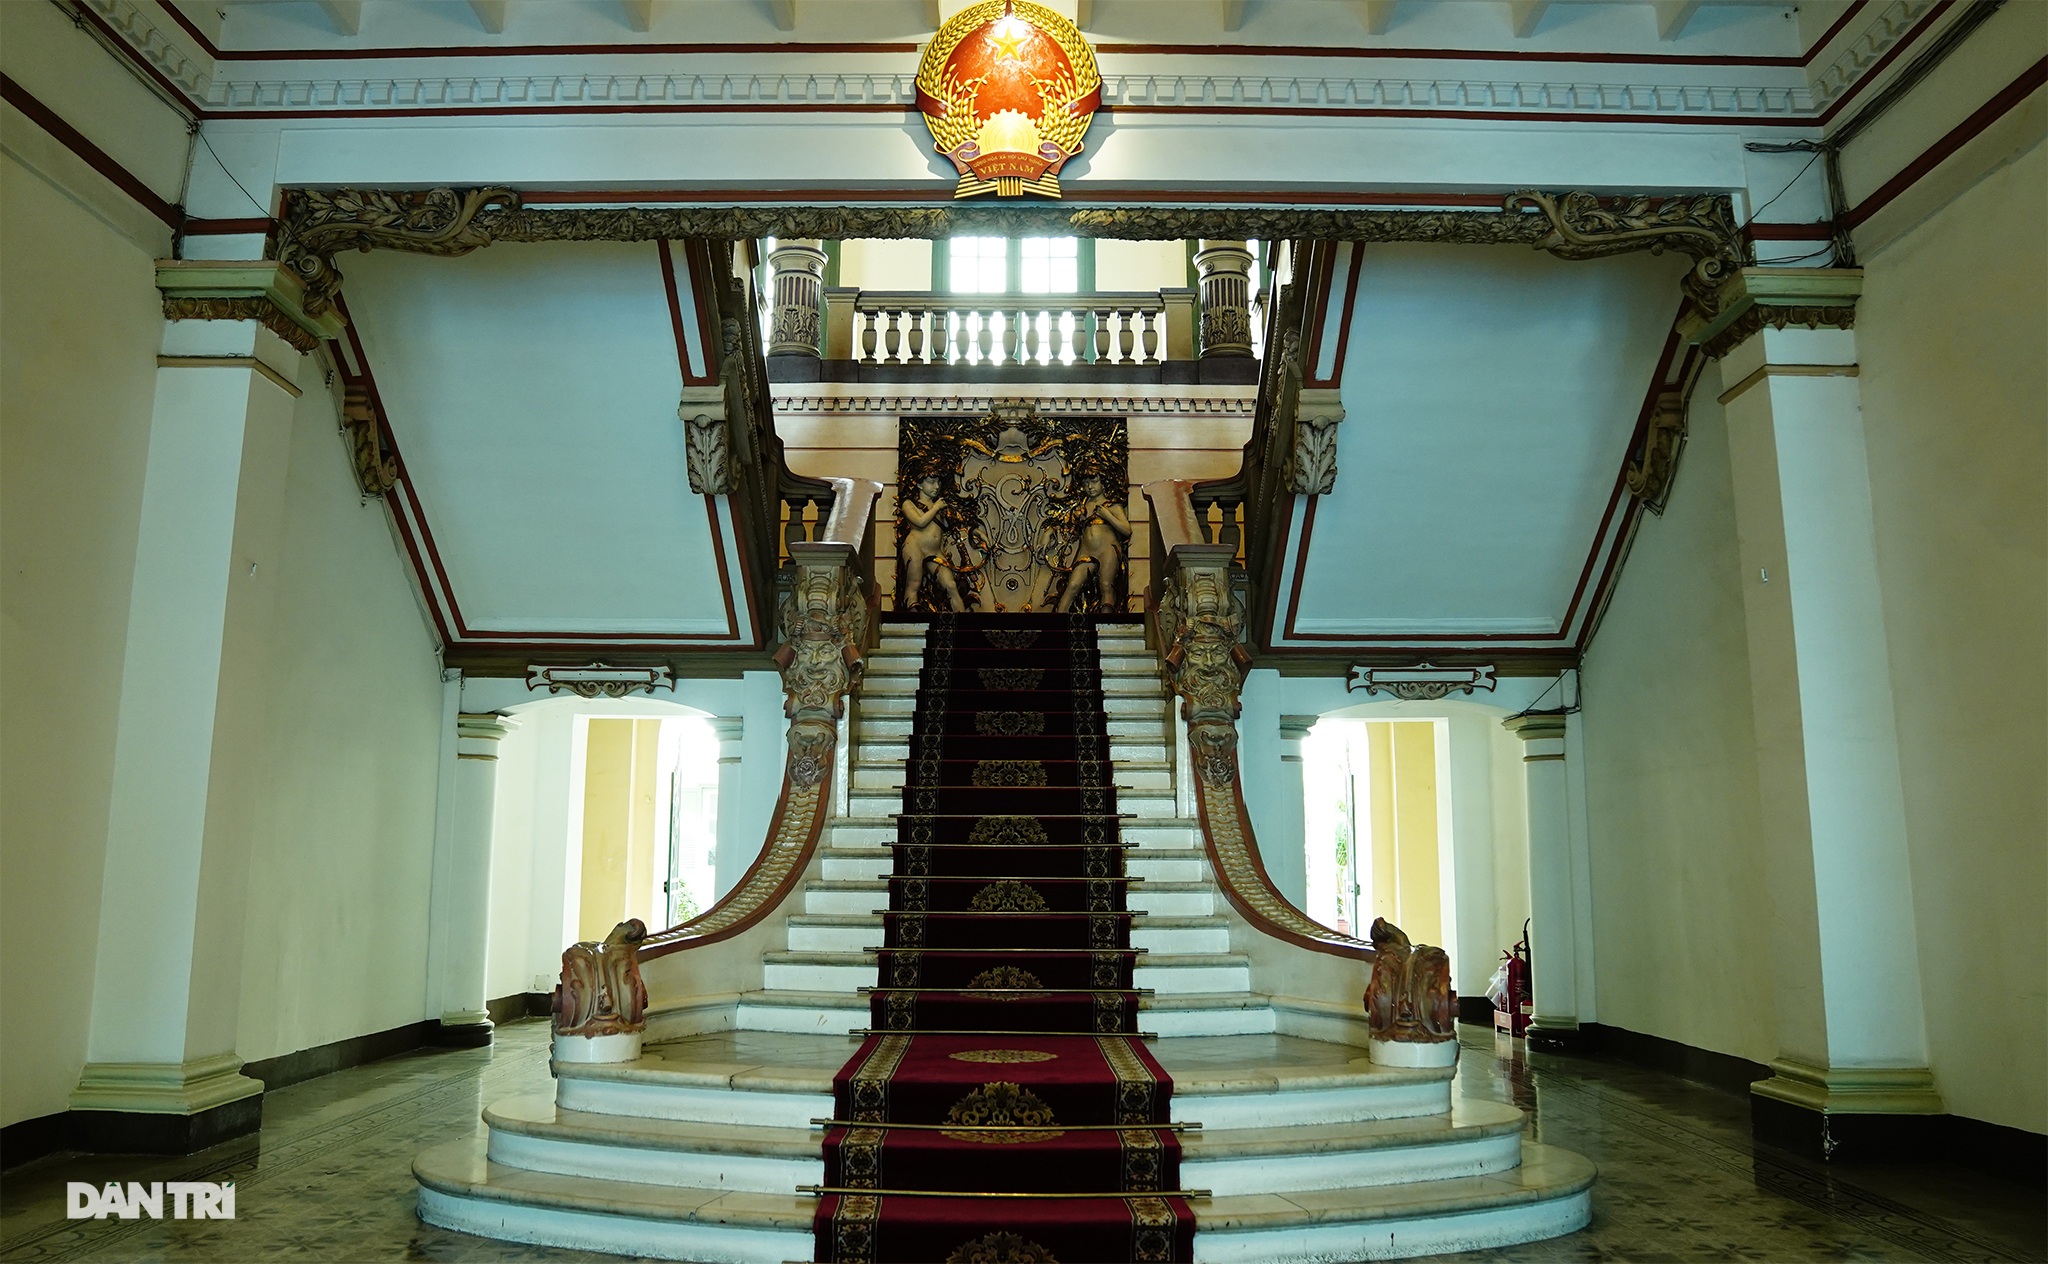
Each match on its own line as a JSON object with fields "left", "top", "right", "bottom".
{"left": 817, "top": 844, "right": 1210, "bottom": 885}
{"left": 800, "top": 878, "right": 1216, "bottom": 918}
{"left": 477, "top": 1091, "right": 1528, "bottom": 1201}
{"left": 761, "top": 949, "right": 1250, "bottom": 994}
{"left": 782, "top": 912, "right": 1232, "bottom": 955}
{"left": 855, "top": 715, "right": 1171, "bottom": 743}
{"left": 730, "top": 987, "right": 1277, "bottom": 1038}
{"left": 416, "top": 1133, "right": 1591, "bottom": 1264}
{"left": 847, "top": 760, "right": 1174, "bottom": 792}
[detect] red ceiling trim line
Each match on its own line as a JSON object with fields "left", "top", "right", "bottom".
{"left": 1298, "top": 244, "right": 1341, "bottom": 387}
{"left": 704, "top": 496, "right": 742, "bottom": 643}
{"left": 1323, "top": 243, "right": 1367, "bottom": 390}
{"left": 332, "top": 298, "right": 456, "bottom": 647}
{"left": 681, "top": 240, "right": 725, "bottom": 385}
{"left": 656, "top": 238, "right": 710, "bottom": 386}
{"left": 155, "top": 1, "right": 223, "bottom": 59}
{"left": 1816, "top": 0, "right": 1954, "bottom": 126}
{"left": 1844, "top": 55, "right": 2046, "bottom": 228}
{"left": 0, "top": 74, "right": 183, "bottom": 228}
{"left": 183, "top": 216, "right": 274, "bottom": 234}
{"left": 1800, "top": 1, "right": 1873, "bottom": 65}
{"left": 1281, "top": 493, "right": 1318, "bottom": 640}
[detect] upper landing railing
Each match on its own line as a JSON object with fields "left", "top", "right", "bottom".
{"left": 763, "top": 240, "right": 1263, "bottom": 369}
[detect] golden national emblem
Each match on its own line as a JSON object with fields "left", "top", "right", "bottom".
{"left": 914, "top": 0, "right": 1101, "bottom": 198}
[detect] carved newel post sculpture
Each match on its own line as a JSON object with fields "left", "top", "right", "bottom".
{"left": 553, "top": 918, "right": 651, "bottom": 1063}
{"left": 1363, "top": 917, "right": 1459, "bottom": 1068}
{"left": 767, "top": 238, "right": 828, "bottom": 357}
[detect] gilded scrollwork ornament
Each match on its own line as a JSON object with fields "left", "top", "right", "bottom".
{"left": 1505, "top": 190, "right": 1746, "bottom": 311}
{"left": 553, "top": 918, "right": 649, "bottom": 1038}
{"left": 1363, "top": 917, "right": 1456, "bottom": 1044}
{"left": 775, "top": 549, "right": 868, "bottom": 724}
{"left": 1698, "top": 301, "right": 1857, "bottom": 361}
{"left": 1156, "top": 560, "right": 1252, "bottom": 785}
{"left": 339, "top": 384, "right": 400, "bottom": 496}
{"left": 279, "top": 186, "right": 517, "bottom": 318}
{"left": 1625, "top": 390, "right": 1688, "bottom": 515}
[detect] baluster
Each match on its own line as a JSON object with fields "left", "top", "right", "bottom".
{"left": 812, "top": 493, "right": 835, "bottom": 541}
{"left": 1139, "top": 310, "right": 1160, "bottom": 363}
{"left": 1093, "top": 308, "right": 1112, "bottom": 364}
{"left": 859, "top": 310, "right": 878, "bottom": 363}
{"left": 782, "top": 495, "right": 809, "bottom": 560}
{"left": 1116, "top": 307, "right": 1137, "bottom": 363}
{"left": 880, "top": 309, "right": 899, "bottom": 363}
{"left": 974, "top": 311, "right": 993, "bottom": 364}
{"left": 1219, "top": 498, "right": 1243, "bottom": 558}
{"left": 906, "top": 309, "right": 926, "bottom": 364}
{"left": 1193, "top": 497, "right": 1215, "bottom": 543}
{"left": 1067, "top": 312, "right": 1086, "bottom": 364}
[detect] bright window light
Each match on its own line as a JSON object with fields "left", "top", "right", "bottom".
{"left": 949, "top": 237, "right": 1008, "bottom": 293}
{"left": 1020, "top": 237, "right": 1078, "bottom": 293}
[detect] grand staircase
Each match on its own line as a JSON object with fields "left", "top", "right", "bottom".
{"left": 413, "top": 620, "right": 1594, "bottom": 1262}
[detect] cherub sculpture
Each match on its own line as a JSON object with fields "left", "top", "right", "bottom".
{"left": 1055, "top": 472, "right": 1131, "bottom": 613}
{"left": 897, "top": 474, "right": 967, "bottom": 611}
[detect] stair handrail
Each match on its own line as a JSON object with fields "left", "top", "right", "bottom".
{"left": 637, "top": 474, "right": 882, "bottom": 962}
{"left": 1146, "top": 478, "right": 1373, "bottom": 962}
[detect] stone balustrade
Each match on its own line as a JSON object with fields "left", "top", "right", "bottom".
{"left": 818, "top": 289, "right": 1195, "bottom": 366}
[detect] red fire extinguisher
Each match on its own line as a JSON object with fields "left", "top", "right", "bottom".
{"left": 1495, "top": 920, "right": 1532, "bottom": 1038}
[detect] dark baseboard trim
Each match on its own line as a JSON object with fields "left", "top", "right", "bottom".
{"left": 487, "top": 991, "right": 552, "bottom": 1026}
{"left": 69, "top": 1097, "right": 263, "bottom": 1157}
{"left": 1580, "top": 1021, "right": 1768, "bottom": 1096}
{"left": 1945, "top": 1112, "right": 2048, "bottom": 1185}
{"left": 1, "top": 1111, "right": 73, "bottom": 1170}
{"left": 242, "top": 1018, "right": 440, "bottom": 1092}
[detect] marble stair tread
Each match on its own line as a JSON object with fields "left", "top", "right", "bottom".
{"left": 738, "top": 988, "right": 1275, "bottom": 1015}
{"left": 415, "top": 1136, "right": 814, "bottom": 1229}
{"left": 1191, "top": 1142, "right": 1596, "bottom": 1230}
{"left": 486, "top": 1094, "right": 817, "bottom": 1158}
{"left": 569, "top": 1032, "right": 1450, "bottom": 1101}
{"left": 1181, "top": 1099, "right": 1525, "bottom": 1160}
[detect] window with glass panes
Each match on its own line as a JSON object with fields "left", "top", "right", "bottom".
{"left": 939, "top": 237, "right": 1092, "bottom": 293}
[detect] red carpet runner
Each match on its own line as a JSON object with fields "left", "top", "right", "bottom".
{"left": 814, "top": 613, "right": 1197, "bottom": 1263}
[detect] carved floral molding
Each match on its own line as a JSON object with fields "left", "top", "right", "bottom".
{"left": 525, "top": 663, "right": 675, "bottom": 698}
{"left": 1346, "top": 663, "right": 1498, "bottom": 701}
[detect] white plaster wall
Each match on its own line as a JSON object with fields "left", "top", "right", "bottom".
{"left": 233, "top": 382, "right": 446, "bottom": 1064}
{"left": 1854, "top": 139, "right": 2047, "bottom": 1135}
{"left": 0, "top": 154, "right": 167, "bottom": 1127}
{"left": 1578, "top": 391, "right": 1777, "bottom": 1066}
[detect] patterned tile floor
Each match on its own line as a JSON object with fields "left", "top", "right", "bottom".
{"left": 1, "top": 1018, "right": 2039, "bottom": 1263}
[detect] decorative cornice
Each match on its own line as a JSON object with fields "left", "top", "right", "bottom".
{"left": 525, "top": 663, "right": 676, "bottom": 697}
{"left": 1347, "top": 663, "right": 1498, "bottom": 700}
{"left": 83, "top": 0, "right": 212, "bottom": 100}
{"left": 154, "top": 260, "right": 345, "bottom": 350}
{"left": 277, "top": 187, "right": 515, "bottom": 318}
{"left": 1690, "top": 268, "right": 1863, "bottom": 359}
{"left": 1809, "top": 0, "right": 1940, "bottom": 105}
{"left": 340, "top": 384, "right": 400, "bottom": 496}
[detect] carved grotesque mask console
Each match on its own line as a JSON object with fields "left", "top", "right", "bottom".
{"left": 896, "top": 402, "right": 1130, "bottom": 614}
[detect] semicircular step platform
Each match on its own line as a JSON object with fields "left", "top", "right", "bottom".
{"left": 413, "top": 617, "right": 1595, "bottom": 1262}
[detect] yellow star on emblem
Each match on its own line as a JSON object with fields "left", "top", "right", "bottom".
{"left": 989, "top": 18, "right": 1028, "bottom": 61}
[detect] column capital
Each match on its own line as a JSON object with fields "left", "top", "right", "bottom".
{"left": 1277, "top": 714, "right": 1317, "bottom": 743}
{"left": 707, "top": 716, "right": 745, "bottom": 743}
{"left": 1502, "top": 711, "right": 1569, "bottom": 743}
{"left": 155, "top": 260, "right": 346, "bottom": 353}
{"left": 455, "top": 712, "right": 513, "bottom": 759}
{"left": 1690, "top": 266, "right": 1863, "bottom": 361}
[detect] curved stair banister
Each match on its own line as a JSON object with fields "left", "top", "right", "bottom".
{"left": 1145, "top": 476, "right": 1396, "bottom": 1043}
{"left": 563, "top": 476, "right": 882, "bottom": 1043}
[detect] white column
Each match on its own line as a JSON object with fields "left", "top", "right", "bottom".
{"left": 71, "top": 313, "right": 303, "bottom": 1147}
{"left": 1502, "top": 712, "right": 1583, "bottom": 1047}
{"left": 432, "top": 713, "right": 511, "bottom": 1044}
{"left": 1709, "top": 270, "right": 1939, "bottom": 1144}
{"left": 708, "top": 716, "right": 746, "bottom": 900}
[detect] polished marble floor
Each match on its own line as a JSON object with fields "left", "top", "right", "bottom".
{"left": 2, "top": 1018, "right": 2039, "bottom": 1263}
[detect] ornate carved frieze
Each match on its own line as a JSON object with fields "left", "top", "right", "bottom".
{"left": 1624, "top": 390, "right": 1688, "bottom": 515}
{"left": 161, "top": 296, "right": 320, "bottom": 353}
{"left": 525, "top": 663, "right": 675, "bottom": 698}
{"left": 1698, "top": 302, "right": 1857, "bottom": 361}
{"left": 679, "top": 384, "right": 734, "bottom": 495}
{"left": 1287, "top": 387, "right": 1344, "bottom": 496}
{"left": 278, "top": 186, "right": 516, "bottom": 318}
{"left": 773, "top": 391, "right": 1253, "bottom": 417}
{"left": 896, "top": 405, "right": 1131, "bottom": 613}
{"left": 1346, "top": 663, "right": 1497, "bottom": 700}
{"left": 339, "top": 384, "right": 400, "bottom": 496}
{"left": 1363, "top": 917, "right": 1456, "bottom": 1043}
{"left": 1506, "top": 191, "right": 1746, "bottom": 311}
{"left": 554, "top": 918, "right": 649, "bottom": 1038}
